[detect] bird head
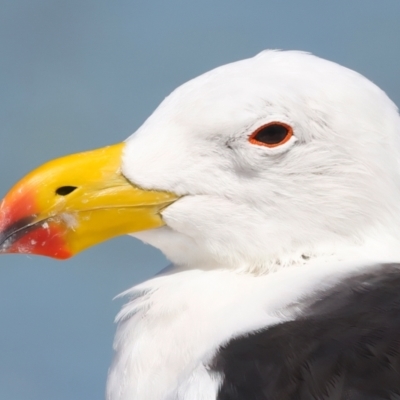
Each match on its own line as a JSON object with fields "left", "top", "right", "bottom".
{"left": 1, "top": 51, "right": 400, "bottom": 271}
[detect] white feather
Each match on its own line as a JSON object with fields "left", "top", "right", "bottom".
{"left": 105, "top": 50, "right": 400, "bottom": 399}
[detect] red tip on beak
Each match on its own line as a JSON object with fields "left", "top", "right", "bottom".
{"left": 4, "top": 221, "right": 72, "bottom": 259}
{"left": 0, "top": 185, "right": 72, "bottom": 259}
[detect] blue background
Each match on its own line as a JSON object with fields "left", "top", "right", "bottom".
{"left": 1, "top": 1, "right": 400, "bottom": 399}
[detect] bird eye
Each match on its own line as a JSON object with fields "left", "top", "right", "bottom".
{"left": 249, "top": 122, "right": 293, "bottom": 148}
{"left": 56, "top": 186, "right": 77, "bottom": 196}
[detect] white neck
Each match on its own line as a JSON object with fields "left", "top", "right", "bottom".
{"left": 106, "top": 241, "right": 400, "bottom": 400}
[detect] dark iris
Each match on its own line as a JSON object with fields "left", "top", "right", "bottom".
{"left": 56, "top": 186, "right": 77, "bottom": 196}
{"left": 253, "top": 124, "right": 289, "bottom": 145}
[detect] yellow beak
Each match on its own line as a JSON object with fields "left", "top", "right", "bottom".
{"left": 0, "top": 143, "right": 178, "bottom": 259}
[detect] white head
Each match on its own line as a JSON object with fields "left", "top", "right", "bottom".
{"left": 2, "top": 50, "right": 400, "bottom": 272}
{"left": 122, "top": 50, "right": 400, "bottom": 271}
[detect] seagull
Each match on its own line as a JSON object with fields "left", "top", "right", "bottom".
{"left": 1, "top": 50, "right": 400, "bottom": 400}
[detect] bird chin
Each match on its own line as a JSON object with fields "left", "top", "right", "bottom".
{"left": 130, "top": 226, "right": 216, "bottom": 270}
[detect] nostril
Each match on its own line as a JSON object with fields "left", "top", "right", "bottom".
{"left": 56, "top": 186, "right": 78, "bottom": 196}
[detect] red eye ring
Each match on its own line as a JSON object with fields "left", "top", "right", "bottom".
{"left": 249, "top": 122, "right": 293, "bottom": 148}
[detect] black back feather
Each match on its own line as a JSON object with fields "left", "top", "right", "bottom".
{"left": 211, "top": 264, "right": 400, "bottom": 400}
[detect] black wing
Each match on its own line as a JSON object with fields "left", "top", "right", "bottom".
{"left": 211, "top": 264, "right": 400, "bottom": 400}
